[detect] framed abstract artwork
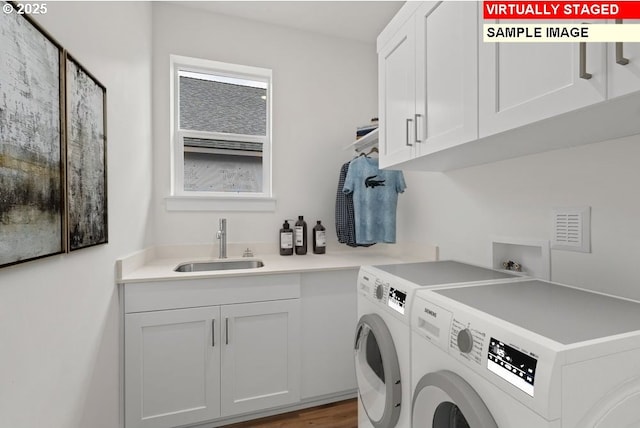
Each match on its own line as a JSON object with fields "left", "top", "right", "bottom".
{"left": 0, "top": 5, "right": 65, "bottom": 267}
{"left": 65, "top": 54, "right": 108, "bottom": 251}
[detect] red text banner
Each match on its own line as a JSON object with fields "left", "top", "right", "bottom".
{"left": 484, "top": 1, "right": 640, "bottom": 19}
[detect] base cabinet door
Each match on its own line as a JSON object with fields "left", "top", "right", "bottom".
{"left": 125, "top": 306, "right": 221, "bottom": 428}
{"left": 300, "top": 271, "right": 358, "bottom": 399}
{"left": 221, "top": 299, "right": 301, "bottom": 417}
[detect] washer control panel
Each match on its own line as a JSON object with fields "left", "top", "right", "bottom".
{"left": 487, "top": 337, "right": 538, "bottom": 397}
{"left": 456, "top": 328, "right": 475, "bottom": 353}
{"left": 446, "top": 312, "right": 540, "bottom": 398}
{"left": 450, "top": 317, "right": 486, "bottom": 365}
{"left": 414, "top": 288, "right": 560, "bottom": 418}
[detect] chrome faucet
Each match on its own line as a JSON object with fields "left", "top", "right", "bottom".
{"left": 216, "top": 218, "right": 227, "bottom": 259}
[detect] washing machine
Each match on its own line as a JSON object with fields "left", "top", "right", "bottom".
{"left": 411, "top": 279, "right": 640, "bottom": 428}
{"left": 355, "top": 261, "right": 525, "bottom": 428}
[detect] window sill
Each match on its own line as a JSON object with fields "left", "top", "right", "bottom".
{"left": 165, "top": 195, "right": 277, "bottom": 212}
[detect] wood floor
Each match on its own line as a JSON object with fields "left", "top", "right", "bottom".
{"left": 223, "top": 398, "right": 357, "bottom": 428}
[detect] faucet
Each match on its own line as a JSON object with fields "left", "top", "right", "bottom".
{"left": 216, "top": 218, "right": 227, "bottom": 259}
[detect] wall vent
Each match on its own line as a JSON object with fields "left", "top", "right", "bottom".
{"left": 551, "top": 207, "right": 591, "bottom": 253}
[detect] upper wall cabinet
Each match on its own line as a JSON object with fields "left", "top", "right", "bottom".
{"left": 479, "top": 19, "right": 606, "bottom": 137}
{"left": 378, "top": 3, "right": 640, "bottom": 171}
{"left": 378, "top": 1, "right": 478, "bottom": 169}
{"left": 378, "top": 10, "right": 417, "bottom": 167}
{"left": 416, "top": 2, "right": 478, "bottom": 156}
{"left": 607, "top": 19, "right": 640, "bottom": 98}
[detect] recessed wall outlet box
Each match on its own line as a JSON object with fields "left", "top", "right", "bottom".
{"left": 551, "top": 206, "right": 591, "bottom": 253}
{"left": 491, "top": 236, "right": 550, "bottom": 280}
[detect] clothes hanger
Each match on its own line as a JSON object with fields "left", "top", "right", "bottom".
{"left": 366, "top": 146, "right": 379, "bottom": 157}
{"left": 355, "top": 146, "right": 378, "bottom": 158}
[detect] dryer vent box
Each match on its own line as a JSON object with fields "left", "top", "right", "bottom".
{"left": 551, "top": 207, "right": 591, "bottom": 253}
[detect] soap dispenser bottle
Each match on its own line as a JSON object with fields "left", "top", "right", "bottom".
{"left": 280, "top": 220, "right": 294, "bottom": 256}
{"left": 294, "top": 215, "right": 307, "bottom": 255}
{"left": 313, "top": 220, "right": 326, "bottom": 254}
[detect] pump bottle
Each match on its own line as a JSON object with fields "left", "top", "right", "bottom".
{"left": 294, "top": 216, "right": 307, "bottom": 255}
{"left": 313, "top": 220, "right": 326, "bottom": 254}
{"left": 280, "top": 220, "right": 294, "bottom": 256}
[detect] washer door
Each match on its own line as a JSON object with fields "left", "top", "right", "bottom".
{"left": 354, "top": 313, "right": 402, "bottom": 428}
{"left": 412, "top": 371, "right": 497, "bottom": 428}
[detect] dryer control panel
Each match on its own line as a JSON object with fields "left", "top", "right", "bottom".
{"left": 387, "top": 286, "right": 407, "bottom": 314}
{"left": 358, "top": 268, "right": 409, "bottom": 317}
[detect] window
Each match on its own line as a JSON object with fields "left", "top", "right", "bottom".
{"left": 170, "top": 55, "right": 273, "bottom": 209}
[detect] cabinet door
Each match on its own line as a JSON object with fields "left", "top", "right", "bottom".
{"left": 125, "top": 306, "right": 221, "bottom": 428}
{"left": 221, "top": 299, "right": 301, "bottom": 416}
{"left": 415, "top": 1, "right": 478, "bottom": 155}
{"left": 608, "top": 20, "right": 640, "bottom": 98}
{"left": 300, "top": 270, "right": 358, "bottom": 399}
{"left": 479, "top": 16, "right": 606, "bottom": 137}
{"left": 378, "top": 17, "right": 416, "bottom": 168}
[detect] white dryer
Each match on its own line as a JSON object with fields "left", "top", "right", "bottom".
{"left": 411, "top": 279, "right": 640, "bottom": 428}
{"left": 355, "top": 261, "right": 524, "bottom": 428}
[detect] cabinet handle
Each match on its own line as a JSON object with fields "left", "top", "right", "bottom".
{"left": 579, "top": 42, "right": 592, "bottom": 80}
{"left": 406, "top": 118, "right": 413, "bottom": 147}
{"left": 225, "top": 318, "right": 229, "bottom": 345}
{"left": 414, "top": 114, "right": 422, "bottom": 143}
{"left": 212, "top": 319, "right": 215, "bottom": 347}
{"left": 615, "top": 19, "right": 630, "bottom": 65}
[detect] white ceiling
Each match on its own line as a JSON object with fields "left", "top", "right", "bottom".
{"left": 168, "top": 1, "right": 404, "bottom": 44}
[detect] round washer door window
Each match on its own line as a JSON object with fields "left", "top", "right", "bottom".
{"left": 354, "top": 313, "right": 402, "bottom": 428}
{"left": 412, "top": 371, "right": 497, "bottom": 428}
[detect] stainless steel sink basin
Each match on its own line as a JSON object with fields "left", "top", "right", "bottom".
{"left": 174, "top": 259, "right": 264, "bottom": 273}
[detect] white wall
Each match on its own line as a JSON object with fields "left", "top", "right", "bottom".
{"left": 152, "top": 3, "right": 378, "bottom": 248}
{"left": 0, "top": 3, "right": 153, "bottom": 428}
{"left": 397, "top": 134, "right": 640, "bottom": 300}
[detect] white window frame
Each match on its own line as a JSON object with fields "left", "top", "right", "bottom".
{"left": 167, "top": 55, "right": 275, "bottom": 211}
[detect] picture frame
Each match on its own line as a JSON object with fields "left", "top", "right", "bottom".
{"left": 65, "top": 54, "right": 108, "bottom": 251}
{"left": 0, "top": 4, "right": 66, "bottom": 267}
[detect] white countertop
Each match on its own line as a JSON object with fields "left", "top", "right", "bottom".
{"left": 117, "top": 243, "right": 438, "bottom": 284}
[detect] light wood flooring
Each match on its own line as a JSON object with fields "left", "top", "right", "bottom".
{"left": 223, "top": 398, "right": 357, "bottom": 428}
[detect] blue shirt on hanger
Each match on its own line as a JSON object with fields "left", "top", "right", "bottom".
{"left": 343, "top": 156, "right": 406, "bottom": 244}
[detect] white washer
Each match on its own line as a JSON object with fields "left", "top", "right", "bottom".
{"left": 411, "top": 279, "right": 640, "bottom": 428}
{"left": 355, "top": 261, "right": 524, "bottom": 428}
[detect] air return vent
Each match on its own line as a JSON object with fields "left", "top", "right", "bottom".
{"left": 551, "top": 207, "right": 591, "bottom": 253}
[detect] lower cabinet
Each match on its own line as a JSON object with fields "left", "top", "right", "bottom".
{"left": 125, "top": 299, "right": 301, "bottom": 428}
{"left": 220, "top": 300, "right": 301, "bottom": 416}
{"left": 125, "top": 306, "right": 221, "bottom": 428}
{"left": 300, "top": 270, "right": 358, "bottom": 399}
{"left": 122, "top": 270, "right": 357, "bottom": 428}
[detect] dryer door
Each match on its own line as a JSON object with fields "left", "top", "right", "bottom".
{"left": 354, "top": 313, "right": 402, "bottom": 428}
{"left": 412, "top": 371, "right": 497, "bottom": 428}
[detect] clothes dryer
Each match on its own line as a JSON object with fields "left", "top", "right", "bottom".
{"left": 411, "top": 279, "right": 640, "bottom": 428}
{"left": 355, "top": 261, "right": 524, "bottom": 428}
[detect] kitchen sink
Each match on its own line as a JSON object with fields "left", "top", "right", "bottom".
{"left": 174, "top": 259, "right": 264, "bottom": 273}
